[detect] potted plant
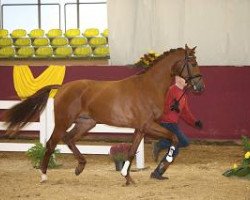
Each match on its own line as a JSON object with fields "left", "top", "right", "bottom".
{"left": 109, "top": 143, "right": 131, "bottom": 171}
{"left": 26, "top": 142, "right": 61, "bottom": 169}
{"left": 223, "top": 136, "right": 250, "bottom": 178}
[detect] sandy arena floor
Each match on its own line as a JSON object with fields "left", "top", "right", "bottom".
{"left": 0, "top": 142, "right": 249, "bottom": 200}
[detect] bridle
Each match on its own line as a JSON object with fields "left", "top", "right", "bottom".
{"left": 170, "top": 48, "right": 203, "bottom": 113}
{"left": 178, "top": 48, "right": 202, "bottom": 85}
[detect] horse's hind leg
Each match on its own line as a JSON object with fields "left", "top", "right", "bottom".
{"left": 121, "top": 129, "right": 145, "bottom": 185}
{"left": 40, "top": 127, "right": 64, "bottom": 182}
{"left": 62, "top": 117, "right": 96, "bottom": 176}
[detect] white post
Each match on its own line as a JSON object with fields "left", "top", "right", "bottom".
{"left": 39, "top": 109, "right": 47, "bottom": 146}
{"left": 136, "top": 138, "right": 145, "bottom": 169}
{"left": 45, "top": 98, "right": 55, "bottom": 141}
{"left": 39, "top": 98, "right": 54, "bottom": 146}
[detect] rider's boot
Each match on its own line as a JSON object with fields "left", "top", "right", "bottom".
{"left": 150, "top": 146, "right": 175, "bottom": 180}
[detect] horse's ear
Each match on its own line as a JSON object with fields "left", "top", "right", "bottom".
{"left": 185, "top": 44, "right": 189, "bottom": 49}
{"left": 192, "top": 46, "right": 197, "bottom": 51}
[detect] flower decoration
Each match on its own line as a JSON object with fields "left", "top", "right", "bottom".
{"left": 245, "top": 151, "right": 250, "bottom": 159}
{"left": 109, "top": 143, "right": 131, "bottom": 162}
{"left": 223, "top": 136, "right": 250, "bottom": 178}
{"left": 135, "top": 50, "right": 160, "bottom": 68}
{"left": 233, "top": 163, "right": 238, "bottom": 169}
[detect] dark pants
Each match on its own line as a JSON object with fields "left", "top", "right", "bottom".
{"left": 157, "top": 122, "right": 189, "bottom": 157}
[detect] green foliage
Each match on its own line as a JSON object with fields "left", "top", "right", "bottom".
{"left": 242, "top": 136, "right": 250, "bottom": 151}
{"left": 26, "top": 142, "right": 61, "bottom": 169}
{"left": 223, "top": 136, "right": 250, "bottom": 179}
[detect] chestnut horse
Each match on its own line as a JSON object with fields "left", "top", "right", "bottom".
{"left": 4, "top": 45, "right": 204, "bottom": 185}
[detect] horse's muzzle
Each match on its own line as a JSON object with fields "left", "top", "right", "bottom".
{"left": 192, "top": 82, "right": 205, "bottom": 93}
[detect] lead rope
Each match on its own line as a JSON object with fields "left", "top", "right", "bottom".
{"left": 170, "top": 85, "right": 190, "bottom": 113}
{"left": 170, "top": 76, "right": 202, "bottom": 113}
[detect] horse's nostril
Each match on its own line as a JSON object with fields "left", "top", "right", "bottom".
{"left": 194, "top": 84, "right": 205, "bottom": 93}
{"left": 199, "top": 85, "right": 205, "bottom": 92}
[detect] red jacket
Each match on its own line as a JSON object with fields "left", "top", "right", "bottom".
{"left": 160, "top": 85, "right": 196, "bottom": 126}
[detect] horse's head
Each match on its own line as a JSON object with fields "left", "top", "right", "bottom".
{"left": 171, "top": 45, "right": 205, "bottom": 93}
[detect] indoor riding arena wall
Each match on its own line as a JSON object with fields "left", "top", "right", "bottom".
{"left": 0, "top": 65, "right": 250, "bottom": 140}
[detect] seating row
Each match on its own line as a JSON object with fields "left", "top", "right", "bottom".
{"left": 0, "top": 45, "right": 109, "bottom": 58}
{"left": 0, "top": 36, "right": 108, "bottom": 47}
{"left": 0, "top": 28, "right": 109, "bottom": 58}
{"left": 0, "top": 28, "right": 108, "bottom": 39}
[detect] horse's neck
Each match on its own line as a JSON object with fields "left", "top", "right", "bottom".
{"left": 144, "top": 56, "right": 176, "bottom": 93}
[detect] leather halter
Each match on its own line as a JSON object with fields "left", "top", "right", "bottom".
{"left": 179, "top": 48, "right": 202, "bottom": 85}
{"left": 170, "top": 48, "right": 202, "bottom": 113}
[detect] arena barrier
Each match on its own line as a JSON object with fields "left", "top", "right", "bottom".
{"left": 0, "top": 99, "right": 145, "bottom": 169}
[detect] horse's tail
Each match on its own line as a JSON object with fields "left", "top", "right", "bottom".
{"left": 4, "top": 84, "right": 61, "bottom": 135}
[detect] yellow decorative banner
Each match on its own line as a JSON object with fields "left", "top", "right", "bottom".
{"left": 13, "top": 65, "right": 66, "bottom": 99}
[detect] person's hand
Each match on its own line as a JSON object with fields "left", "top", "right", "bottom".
{"left": 195, "top": 120, "right": 203, "bottom": 129}
{"left": 170, "top": 99, "right": 180, "bottom": 113}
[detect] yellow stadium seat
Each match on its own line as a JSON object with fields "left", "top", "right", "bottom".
{"left": 14, "top": 38, "right": 31, "bottom": 46}
{"left": 16, "top": 46, "right": 34, "bottom": 58}
{"left": 83, "top": 28, "right": 99, "bottom": 38}
{"left": 0, "top": 46, "right": 15, "bottom": 58}
{"left": 65, "top": 28, "right": 80, "bottom": 38}
{"left": 54, "top": 46, "right": 72, "bottom": 57}
{"left": 101, "top": 29, "right": 109, "bottom": 38}
{"left": 89, "top": 37, "right": 107, "bottom": 47}
{"left": 93, "top": 45, "right": 109, "bottom": 57}
{"left": 69, "top": 37, "right": 87, "bottom": 47}
{"left": 51, "top": 37, "right": 68, "bottom": 46}
{"left": 46, "top": 29, "right": 62, "bottom": 38}
{"left": 73, "top": 45, "right": 92, "bottom": 57}
{"left": 35, "top": 46, "right": 53, "bottom": 57}
{"left": 11, "top": 29, "right": 27, "bottom": 38}
{"left": 0, "top": 29, "right": 9, "bottom": 38}
{"left": 0, "top": 37, "right": 13, "bottom": 47}
{"left": 32, "top": 37, "right": 50, "bottom": 47}
{"left": 29, "top": 29, "right": 45, "bottom": 38}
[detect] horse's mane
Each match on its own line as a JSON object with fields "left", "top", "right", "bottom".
{"left": 135, "top": 47, "right": 183, "bottom": 75}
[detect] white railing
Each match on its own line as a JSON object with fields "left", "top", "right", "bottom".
{"left": 0, "top": 99, "right": 144, "bottom": 169}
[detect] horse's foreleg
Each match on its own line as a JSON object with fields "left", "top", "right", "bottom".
{"left": 146, "top": 122, "right": 179, "bottom": 149}
{"left": 62, "top": 118, "right": 96, "bottom": 176}
{"left": 121, "top": 129, "right": 145, "bottom": 185}
{"left": 40, "top": 127, "right": 63, "bottom": 182}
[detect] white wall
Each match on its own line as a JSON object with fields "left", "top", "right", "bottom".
{"left": 107, "top": 0, "right": 250, "bottom": 66}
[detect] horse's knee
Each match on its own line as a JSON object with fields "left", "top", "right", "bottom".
{"left": 45, "top": 140, "right": 56, "bottom": 152}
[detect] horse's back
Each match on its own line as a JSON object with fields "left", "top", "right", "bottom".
{"left": 53, "top": 76, "right": 162, "bottom": 128}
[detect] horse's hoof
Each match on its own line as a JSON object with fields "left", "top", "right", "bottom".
{"left": 125, "top": 181, "right": 130, "bottom": 186}
{"left": 40, "top": 173, "right": 48, "bottom": 183}
{"left": 75, "top": 163, "right": 85, "bottom": 176}
{"left": 124, "top": 180, "right": 136, "bottom": 186}
{"left": 125, "top": 175, "right": 135, "bottom": 186}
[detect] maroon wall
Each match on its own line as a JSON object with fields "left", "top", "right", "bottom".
{"left": 183, "top": 66, "right": 250, "bottom": 140}
{"left": 0, "top": 65, "right": 250, "bottom": 140}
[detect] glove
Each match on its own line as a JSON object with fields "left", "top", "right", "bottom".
{"left": 195, "top": 120, "right": 203, "bottom": 129}
{"left": 170, "top": 99, "right": 180, "bottom": 113}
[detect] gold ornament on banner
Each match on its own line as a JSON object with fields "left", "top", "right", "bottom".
{"left": 13, "top": 65, "right": 66, "bottom": 99}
